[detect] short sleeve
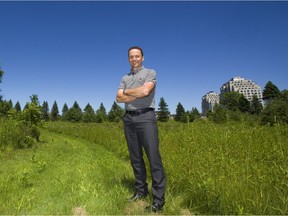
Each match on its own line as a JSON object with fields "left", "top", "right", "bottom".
{"left": 146, "top": 69, "right": 157, "bottom": 85}
{"left": 118, "top": 76, "right": 126, "bottom": 89}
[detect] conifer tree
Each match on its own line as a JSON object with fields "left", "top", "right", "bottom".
{"left": 15, "top": 101, "right": 21, "bottom": 112}
{"left": 250, "top": 95, "right": 263, "bottom": 115}
{"left": 262, "top": 81, "right": 280, "bottom": 100}
{"left": 65, "top": 101, "right": 83, "bottom": 122}
{"left": 61, "top": 103, "right": 69, "bottom": 120}
{"left": 8, "top": 99, "right": 13, "bottom": 108}
{"left": 82, "top": 103, "right": 95, "bottom": 122}
{"left": 51, "top": 101, "right": 59, "bottom": 121}
{"left": 24, "top": 102, "right": 29, "bottom": 110}
{"left": 107, "top": 101, "right": 124, "bottom": 122}
{"left": 175, "top": 102, "right": 186, "bottom": 122}
{"left": 189, "top": 107, "right": 201, "bottom": 122}
{"left": 41, "top": 101, "right": 50, "bottom": 121}
{"left": 238, "top": 94, "right": 250, "bottom": 113}
{"left": 95, "top": 102, "right": 107, "bottom": 123}
{"left": 157, "top": 97, "right": 170, "bottom": 122}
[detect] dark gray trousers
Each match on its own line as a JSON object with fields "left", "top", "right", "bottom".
{"left": 123, "top": 110, "right": 166, "bottom": 205}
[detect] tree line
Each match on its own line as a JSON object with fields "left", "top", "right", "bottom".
{"left": 0, "top": 95, "right": 200, "bottom": 123}
{"left": 1, "top": 66, "right": 288, "bottom": 152}
{"left": 207, "top": 81, "right": 288, "bottom": 125}
{"left": 1, "top": 66, "right": 288, "bottom": 126}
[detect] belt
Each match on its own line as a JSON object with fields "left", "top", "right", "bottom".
{"left": 126, "top": 108, "right": 154, "bottom": 115}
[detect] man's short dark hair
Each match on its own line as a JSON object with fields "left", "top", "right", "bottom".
{"left": 128, "top": 46, "right": 144, "bottom": 57}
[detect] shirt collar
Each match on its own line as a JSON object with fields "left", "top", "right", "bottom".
{"left": 130, "top": 66, "right": 144, "bottom": 75}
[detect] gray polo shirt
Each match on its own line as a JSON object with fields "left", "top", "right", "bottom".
{"left": 119, "top": 66, "right": 157, "bottom": 110}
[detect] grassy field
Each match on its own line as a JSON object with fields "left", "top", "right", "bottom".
{"left": 1, "top": 120, "right": 288, "bottom": 215}
{"left": 0, "top": 130, "right": 140, "bottom": 215}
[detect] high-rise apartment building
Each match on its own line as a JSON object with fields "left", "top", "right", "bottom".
{"left": 220, "top": 76, "right": 263, "bottom": 104}
{"left": 202, "top": 91, "right": 220, "bottom": 115}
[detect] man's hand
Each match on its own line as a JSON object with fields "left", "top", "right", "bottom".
{"left": 116, "top": 88, "right": 136, "bottom": 103}
{"left": 126, "top": 82, "right": 155, "bottom": 98}
{"left": 116, "top": 81, "right": 155, "bottom": 103}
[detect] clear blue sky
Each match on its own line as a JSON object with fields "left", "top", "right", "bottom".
{"left": 1, "top": 1, "right": 287, "bottom": 114}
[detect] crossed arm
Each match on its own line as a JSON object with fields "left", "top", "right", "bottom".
{"left": 116, "top": 82, "right": 155, "bottom": 103}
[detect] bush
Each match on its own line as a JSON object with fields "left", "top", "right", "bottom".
{"left": 0, "top": 118, "right": 40, "bottom": 151}
{"left": 261, "top": 99, "right": 288, "bottom": 125}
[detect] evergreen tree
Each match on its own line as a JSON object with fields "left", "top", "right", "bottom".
{"left": 41, "top": 101, "right": 50, "bottom": 121}
{"left": 51, "top": 101, "right": 59, "bottom": 121}
{"left": 175, "top": 102, "right": 186, "bottom": 122}
{"left": 15, "top": 101, "right": 21, "bottom": 112}
{"left": 24, "top": 102, "right": 29, "bottom": 110}
{"left": 189, "top": 107, "right": 201, "bottom": 122}
{"left": 61, "top": 103, "right": 69, "bottom": 120}
{"left": 238, "top": 94, "right": 250, "bottom": 113}
{"left": 66, "top": 101, "right": 83, "bottom": 122}
{"left": 95, "top": 102, "right": 107, "bottom": 123}
{"left": 107, "top": 101, "right": 124, "bottom": 122}
{"left": 250, "top": 95, "right": 263, "bottom": 115}
{"left": 157, "top": 97, "right": 170, "bottom": 122}
{"left": 82, "top": 103, "right": 95, "bottom": 123}
{"left": 262, "top": 81, "right": 280, "bottom": 100}
{"left": 8, "top": 99, "right": 13, "bottom": 108}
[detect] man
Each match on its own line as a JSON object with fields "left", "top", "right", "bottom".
{"left": 116, "top": 46, "right": 166, "bottom": 213}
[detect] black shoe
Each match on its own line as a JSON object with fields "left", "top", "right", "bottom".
{"left": 145, "top": 202, "right": 164, "bottom": 213}
{"left": 127, "top": 193, "right": 147, "bottom": 202}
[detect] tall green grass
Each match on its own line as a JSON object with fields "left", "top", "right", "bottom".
{"left": 0, "top": 118, "right": 40, "bottom": 151}
{"left": 0, "top": 130, "right": 134, "bottom": 215}
{"left": 45, "top": 120, "right": 288, "bottom": 214}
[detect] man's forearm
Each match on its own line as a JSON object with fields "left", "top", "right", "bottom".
{"left": 125, "top": 82, "right": 154, "bottom": 98}
{"left": 116, "top": 89, "right": 137, "bottom": 103}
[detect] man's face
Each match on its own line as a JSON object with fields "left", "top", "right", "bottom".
{"left": 128, "top": 49, "right": 144, "bottom": 70}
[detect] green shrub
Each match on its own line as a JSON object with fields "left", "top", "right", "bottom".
{"left": 0, "top": 118, "right": 39, "bottom": 150}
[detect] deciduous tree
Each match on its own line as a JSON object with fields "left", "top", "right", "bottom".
{"left": 207, "top": 104, "right": 227, "bottom": 124}
{"left": 261, "top": 89, "right": 288, "bottom": 125}
{"left": 220, "top": 92, "right": 242, "bottom": 111}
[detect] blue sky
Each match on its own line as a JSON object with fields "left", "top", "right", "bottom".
{"left": 0, "top": 1, "right": 287, "bottom": 114}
